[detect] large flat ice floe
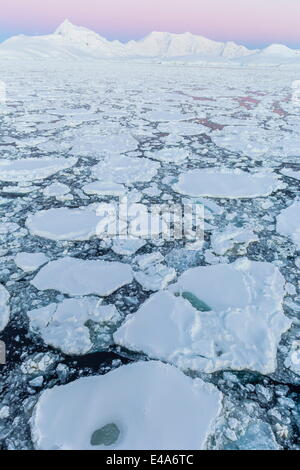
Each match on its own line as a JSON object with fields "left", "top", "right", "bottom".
{"left": 28, "top": 297, "right": 121, "bottom": 355}
{"left": 0, "top": 157, "right": 78, "bottom": 182}
{"left": 0, "top": 285, "right": 10, "bottom": 331}
{"left": 31, "top": 361, "right": 222, "bottom": 450}
{"left": 276, "top": 200, "right": 300, "bottom": 250}
{"left": 26, "top": 205, "right": 103, "bottom": 241}
{"left": 31, "top": 257, "right": 133, "bottom": 296}
{"left": 92, "top": 155, "right": 160, "bottom": 184}
{"left": 114, "top": 259, "right": 291, "bottom": 374}
{"left": 173, "top": 168, "right": 285, "bottom": 199}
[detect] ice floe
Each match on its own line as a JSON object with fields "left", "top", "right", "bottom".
{"left": 71, "top": 133, "right": 138, "bottom": 158}
{"left": 0, "top": 285, "right": 10, "bottom": 331}
{"left": 115, "top": 259, "right": 291, "bottom": 374}
{"left": 276, "top": 200, "right": 300, "bottom": 250}
{"left": 31, "top": 257, "right": 133, "bottom": 296}
{"left": 26, "top": 205, "right": 103, "bottom": 241}
{"left": 145, "top": 148, "right": 190, "bottom": 163}
{"left": 31, "top": 361, "right": 222, "bottom": 450}
{"left": 82, "top": 181, "right": 126, "bottom": 197}
{"left": 173, "top": 168, "right": 285, "bottom": 199}
{"left": 28, "top": 297, "right": 121, "bottom": 355}
{"left": 211, "top": 227, "right": 258, "bottom": 255}
{"left": 92, "top": 155, "right": 160, "bottom": 184}
{"left": 0, "top": 157, "right": 77, "bottom": 182}
{"left": 133, "top": 253, "right": 176, "bottom": 291}
{"left": 14, "top": 252, "right": 49, "bottom": 272}
{"left": 112, "top": 238, "right": 146, "bottom": 256}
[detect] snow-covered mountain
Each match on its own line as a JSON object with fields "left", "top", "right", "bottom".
{"left": 236, "top": 43, "right": 300, "bottom": 65}
{"left": 125, "top": 31, "right": 255, "bottom": 58}
{"left": 0, "top": 19, "right": 256, "bottom": 61}
{"left": 0, "top": 19, "right": 299, "bottom": 64}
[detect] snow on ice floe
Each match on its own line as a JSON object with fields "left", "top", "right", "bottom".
{"left": 276, "top": 201, "right": 300, "bottom": 250}
{"left": 43, "top": 182, "right": 71, "bottom": 199}
{"left": 211, "top": 227, "right": 258, "bottom": 255}
{"left": 0, "top": 157, "right": 77, "bottom": 182}
{"left": 145, "top": 147, "right": 190, "bottom": 163}
{"left": 133, "top": 253, "right": 176, "bottom": 291}
{"left": 26, "top": 205, "right": 103, "bottom": 241}
{"left": 144, "top": 110, "right": 194, "bottom": 122}
{"left": 173, "top": 168, "right": 285, "bottom": 199}
{"left": 92, "top": 155, "right": 160, "bottom": 184}
{"left": 14, "top": 252, "right": 49, "bottom": 272}
{"left": 158, "top": 121, "right": 208, "bottom": 136}
{"left": 0, "top": 285, "right": 10, "bottom": 331}
{"left": 31, "top": 361, "right": 222, "bottom": 450}
{"left": 114, "top": 259, "right": 291, "bottom": 374}
{"left": 82, "top": 181, "right": 126, "bottom": 197}
{"left": 71, "top": 133, "right": 138, "bottom": 158}
{"left": 31, "top": 257, "right": 133, "bottom": 296}
{"left": 112, "top": 238, "right": 146, "bottom": 256}
{"left": 28, "top": 297, "right": 121, "bottom": 355}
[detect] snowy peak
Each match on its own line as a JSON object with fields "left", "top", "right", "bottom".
{"left": 126, "top": 31, "right": 255, "bottom": 58}
{"left": 54, "top": 19, "right": 109, "bottom": 46}
{"left": 261, "top": 44, "right": 300, "bottom": 57}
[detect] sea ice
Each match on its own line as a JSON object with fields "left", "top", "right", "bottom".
{"left": 14, "top": 252, "right": 49, "bottom": 272}
{"left": 225, "top": 421, "right": 279, "bottom": 450}
{"left": 276, "top": 201, "right": 300, "bottom": 249}
{"left": 82, "top": 181, "right": 126, "bottom": 197}
{"left": 112, "top": 238, "right": 146, "bottom": 256}
{"left": 31, "top": 257, "right": 133, "bottom": 296}
{"left": 0, "top": 285, "right": 10, "bottom": 331}
{"left": 43, "top": 182, "right": 70, "bottom": 198}
{"left": 173, "top": 168, "right": 285, "bottom": 199}
{"left": 211, "top": 227, "right": 258, "bottom": 255}
{"left": 71, "top": 133, "right": 138, "bottom": 157}
{"left": 0, "top": 157, "right": 77, "bottom": 182}
{"left": 31, "top": 361, "right": 222, "bottom": 450}
{"left": 133, "top": 253, "right": 176, "bottom": 291}
{"left": 280, "top": 169, "right": 300, "bottom": 181}
{"left": 145, "top": 148, "right": 190, "bottom": 163}
{"left": 284, "top": 340, "right": 300, "bottom": 376}
{"left": 92, "top": 155, "right": 160, "bottom": 184}
{"left": 28, "top": 297, "right": 121, "bottom": 355}
{"left": 115, "top": 259, "right": 291, "bottom": 374}
{"left": 26, "top": 205, "right": 103, "bottom": 241}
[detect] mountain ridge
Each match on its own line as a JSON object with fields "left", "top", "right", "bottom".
{"left": 0, "top": 19, "right": 299, "bottom": 63}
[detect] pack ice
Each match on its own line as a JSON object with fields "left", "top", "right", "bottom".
{"left": 31, "top": 361, "right": 222, "bottom": 450}
{"left": 114, "top": 259, "right": 291, "bottom": 374}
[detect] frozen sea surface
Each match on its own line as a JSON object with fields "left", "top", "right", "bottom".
{"left": 0, "top": 61, "right": 299, "bottom": 450}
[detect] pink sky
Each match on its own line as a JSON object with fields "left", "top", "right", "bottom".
{"left": 0, "top": 0, "right": 299, "bottom": 47}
